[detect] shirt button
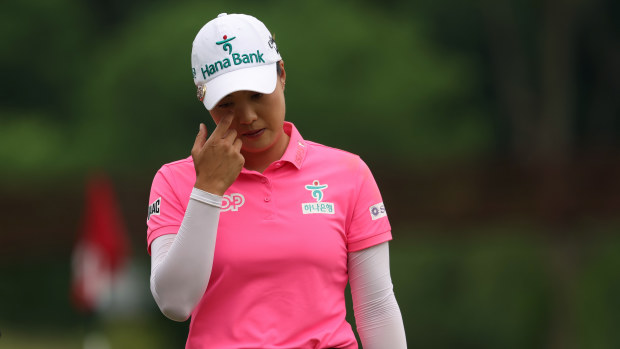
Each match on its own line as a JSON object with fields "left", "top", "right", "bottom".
{"left": 275, "top": 163, "right": 282, "bottom": 168}
{"left": 264, "top": 197, "right": 271, "bottom": 202}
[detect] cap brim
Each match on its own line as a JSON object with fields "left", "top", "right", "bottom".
{"left": 203, "top": 63, "right": 277, "bottom": 110}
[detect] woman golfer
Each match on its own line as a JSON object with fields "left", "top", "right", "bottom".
{"left": 147, "top": 13, "right": 407, "bottom": 349}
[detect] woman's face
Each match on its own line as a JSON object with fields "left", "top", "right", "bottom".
{"left": 208, "top": 61, "right": 287, "bottom": 156}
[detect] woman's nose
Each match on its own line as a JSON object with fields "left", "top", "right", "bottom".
{"left": 236, "top": 104, "right": 258, "bottom": 125}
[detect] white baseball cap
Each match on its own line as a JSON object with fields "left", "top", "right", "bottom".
{"left": 191, "top": 13, "right": 282, "bottom": 110}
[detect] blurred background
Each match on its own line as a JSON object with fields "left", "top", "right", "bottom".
{"left": 1, "top": 0, "right": 619, "bottom": 348}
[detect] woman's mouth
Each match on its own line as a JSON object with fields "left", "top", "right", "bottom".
{"left": 242, "top": 128, "right": 265, "bottom": 138}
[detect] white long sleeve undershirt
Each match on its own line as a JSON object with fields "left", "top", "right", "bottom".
{"left": 150, "top": 187, "right": 407, "bottom": 348}
{"left": 149, "top": 188, "right": 222, "bottom": 321}
{"left": 348, "top": 242, "right": 408, "bottom": 348}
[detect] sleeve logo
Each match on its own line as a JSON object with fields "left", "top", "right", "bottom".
{"left": 369, "top": 202, "right": 387, "bottom": 220}
{"left": 147, "top": 197, "right": 161, "bottom": 222}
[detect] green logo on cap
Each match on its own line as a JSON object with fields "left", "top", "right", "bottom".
{"left": 216, "top": 35, "right": 236, "bottom": 55}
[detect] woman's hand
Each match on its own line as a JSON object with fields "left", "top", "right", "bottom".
{"left": 191, "top": 116, "right": 244, "bottom": 196}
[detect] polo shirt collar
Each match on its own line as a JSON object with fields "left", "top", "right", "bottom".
{"left": 280, "top": 121, "right": 307, "bottom": 169}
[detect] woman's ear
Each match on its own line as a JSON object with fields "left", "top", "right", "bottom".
{"left": 278, "top": 60, "right": 286, "bottom": 88}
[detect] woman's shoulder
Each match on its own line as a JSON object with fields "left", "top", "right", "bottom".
{"left": 155, "top": 156, "right": 194, "bottom": 177}
{"left": 302, "top": 140, "right": 368, "bottom": 173}
{"left": 304, "top": 140, "right": 361, "bottom": 160}
{"left": 150, "top": 156, "right": 196, "bottom": 192}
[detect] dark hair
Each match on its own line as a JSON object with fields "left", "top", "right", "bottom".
{"left": 276, "top": 60, "right": 283, "bottom": 77}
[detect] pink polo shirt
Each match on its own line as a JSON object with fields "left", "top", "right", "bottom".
{"left": 147, "top": 122, "right": 392, "bottom": 349}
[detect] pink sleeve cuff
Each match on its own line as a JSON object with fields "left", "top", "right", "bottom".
{"left": 348, "top": 230, "right": 392, "bottom": 252}
{"left": 147, "top": 226, "right": 180, "bottom": 255}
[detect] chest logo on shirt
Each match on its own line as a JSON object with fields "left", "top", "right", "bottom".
{"left": 302, "top": 180, "right": 335, "bottom": 214}
{"left": 222, "top": 193, "right": 245, "bottom": 212}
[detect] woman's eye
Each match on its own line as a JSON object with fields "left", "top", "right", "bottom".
{"left": 251, "top": 93, "right": 263, "bottom": 100}
{"left": 217, "top": 102, "right": 233, "bottom": 108}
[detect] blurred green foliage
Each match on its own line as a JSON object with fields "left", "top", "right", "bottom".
{"left": 1, "top": 0, "right": 493, "bottom": 180}
{"left": 3, "top": 0, "right": 619, "bottom": 180}
{"left": 1, "top": 0, "right": 619, "bottom": 348}
{"left": 574, "top": 233, "right": 620, "bottom": 349}
{"left": 3, "top": 0, "right": 617, "bottom": 178}
{"left": 384, "top": 231, "right": 547, "bottom": 348}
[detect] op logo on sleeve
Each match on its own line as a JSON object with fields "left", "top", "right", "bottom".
{"left": 302, "top": 180, "right": 335, "bottom": 214}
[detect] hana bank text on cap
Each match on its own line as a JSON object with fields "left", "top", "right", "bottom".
{"left": 191, "top": 13, "right": 282, "bottom": 110}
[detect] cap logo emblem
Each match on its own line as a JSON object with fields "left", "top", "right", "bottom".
{"left": 268, "top": 35, "right": 278, "bottom": 53}
{"left": 216, "top": 35, "right": 236, "bottom": 55}
{"left": 196, "top": 84, "right": 206, "bottom": 102}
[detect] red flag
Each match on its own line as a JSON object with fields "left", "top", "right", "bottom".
{"left": 71, "top": 173, "right": 130, "bottom": 313}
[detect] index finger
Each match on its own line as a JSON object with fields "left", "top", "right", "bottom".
{"left": 211, "top": 115, "right": 233, "bottom": 139}
{"left": 192, "top": 123, "right": 207, "bottom": 153}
